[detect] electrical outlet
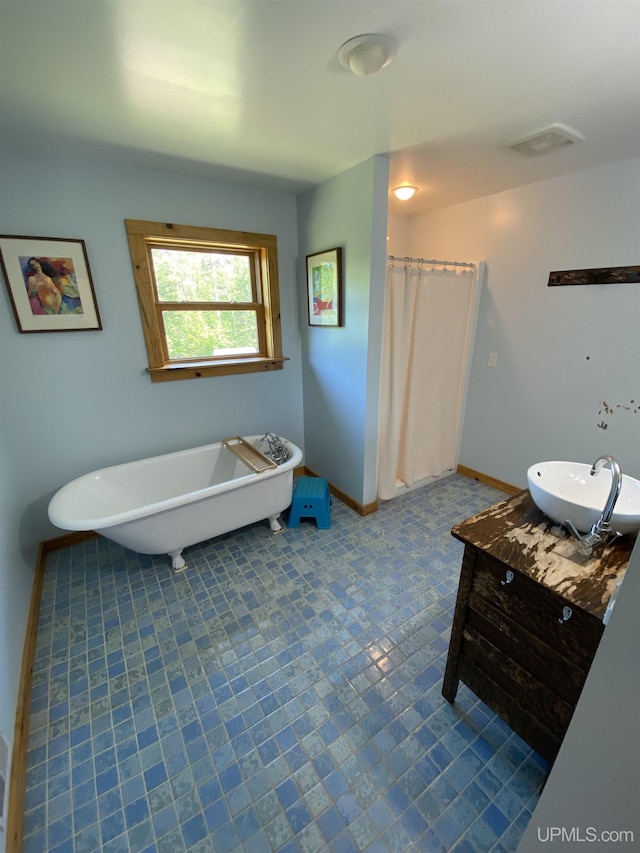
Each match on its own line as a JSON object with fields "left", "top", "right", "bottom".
{"left": 488, "top": 352, "right": 498, "bottom": 368}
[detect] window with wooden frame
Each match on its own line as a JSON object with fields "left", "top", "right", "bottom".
{"left": 125, "top": 219, "right": 287, "bottom": 382}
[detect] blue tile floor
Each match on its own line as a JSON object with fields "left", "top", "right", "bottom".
{"left": 24, "top": 474, "right": 549, "bottom": 853}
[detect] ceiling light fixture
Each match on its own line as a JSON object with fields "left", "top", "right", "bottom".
{"left": 391, "top": 185, "right": 419, "bottom": 201}
{"left": 338, "top": 34, "right": 396, "bottom": 77}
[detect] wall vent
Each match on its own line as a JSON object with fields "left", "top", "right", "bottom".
{"left": 504, "top": 123, "right": 585, "bottom": 157}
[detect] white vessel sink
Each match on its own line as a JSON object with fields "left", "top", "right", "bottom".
{"left": 527, "top": 460, "right": 640, "bottom": 535}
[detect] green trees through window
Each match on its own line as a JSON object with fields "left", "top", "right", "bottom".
{"left": 151, "top": 249, "right": 252, "bottom": 302}
{"left": 151, "top": 248, "right": 259, "bottom": 358}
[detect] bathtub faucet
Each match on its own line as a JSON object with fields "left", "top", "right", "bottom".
{"left": 565, "top": 454, "right": 623, "bottom": 554}
{"left": 261, "top": 432, "right": 290, "bottom": 465}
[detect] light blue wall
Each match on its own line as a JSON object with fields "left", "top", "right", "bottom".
{"left": 0, "top": 296, "right": 34, "bottom": 828}
{"left": 297, "top": 155, "right": 389, "bottom": 506}
{"left": 0, "top": 149, "right": 305, "bottom": 801}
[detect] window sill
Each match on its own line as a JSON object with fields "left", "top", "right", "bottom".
{"left": 147, "top": 356, "right": 289, "bottom": 382}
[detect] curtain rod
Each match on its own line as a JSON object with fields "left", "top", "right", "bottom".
{"left": 387, "top": 254, "right": 475, "bottom": 269}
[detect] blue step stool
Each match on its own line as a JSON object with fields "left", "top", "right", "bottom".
{"left": 288, "top": 476, "right": 331, "bottom": 529}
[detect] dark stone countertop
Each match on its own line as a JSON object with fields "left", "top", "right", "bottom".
{"left": 452, "top": 490, "right": 635, "bottom": 620}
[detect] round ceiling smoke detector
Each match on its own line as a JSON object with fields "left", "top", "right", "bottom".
{"left": 338, "top": 34, "right": 396, "bottom": 77}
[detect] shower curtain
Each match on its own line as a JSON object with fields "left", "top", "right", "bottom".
{"left": 377, "top": 258, "right": 478, "bottom": 500}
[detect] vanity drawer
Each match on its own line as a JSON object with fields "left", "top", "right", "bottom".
{"left": 464, "top": 604, "right": 593, "bottom": 705}
{"left": 469, "top": 552, "right": 604, "bottom": 671}
{"left": 462, "top": 622, "right": 573, "bottom": 727}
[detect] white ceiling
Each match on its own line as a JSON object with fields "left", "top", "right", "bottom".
{"left": 1, "top": 1, "right": 639, "bottom": 215}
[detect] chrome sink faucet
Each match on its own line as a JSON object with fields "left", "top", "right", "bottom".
{"left": 565, "top": 454, "right": 623, "bottom": 554}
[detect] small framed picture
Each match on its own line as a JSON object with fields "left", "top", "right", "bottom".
{"left": 306, "top": 247, "right": 343, "bottom": 327}
{"left": 0, "top": 234, "right": 102, "bottom": 333}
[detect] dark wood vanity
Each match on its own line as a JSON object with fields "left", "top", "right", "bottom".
{"left": 442, "top": 491, "right": 634, "bottom": 763}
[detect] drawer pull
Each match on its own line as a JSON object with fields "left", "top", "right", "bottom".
{"left": 501, "top": 570, "right": 515, "bottom": 586}
{"left": 559, "top": 606, "right": 573, "bottom": 624}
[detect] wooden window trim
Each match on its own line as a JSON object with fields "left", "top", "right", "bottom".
{"left": 125, "top": 219, "right": 287, "bottom": 382}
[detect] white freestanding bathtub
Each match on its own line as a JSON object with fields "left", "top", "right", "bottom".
{"left": 48, "top": 435, "right": 302, "bottom": 571}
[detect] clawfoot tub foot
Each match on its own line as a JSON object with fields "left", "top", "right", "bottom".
{"left": 169, "top": 550, "right": 187, "bottom": 572}
{"left": 269, "top": 514, "right": 283, "bottom": 534}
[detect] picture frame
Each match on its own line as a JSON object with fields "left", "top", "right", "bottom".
{"left": 0, "top": 234, "right": 102, "bottom": 333}
{"left": 306, "top": 247, "right": 343, "bottom": 327}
